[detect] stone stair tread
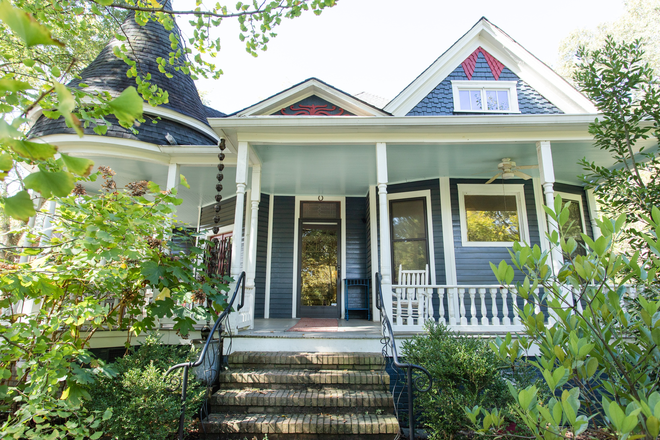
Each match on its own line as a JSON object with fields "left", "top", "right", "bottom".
{"left": 228, "top": 351, "right": 384, "bottom": 367}
{"left": 203, "top": 412, "right": 400, "bottom": 435}
{"left": 218, "top": 368, "right": 390, "bottom": 385}
{"left": 212, "top": 388, "right": 392, "bottom": 407}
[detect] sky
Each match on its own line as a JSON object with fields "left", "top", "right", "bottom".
{"left": 182, "top": 0, "right": 626, "bottom": 114}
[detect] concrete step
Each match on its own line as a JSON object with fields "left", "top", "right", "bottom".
{"left": 201, "top": 412, "right": 399, "bottom": 439}
{"left": 228, "top": 351, "right": 384, "bottom": 370}
{"left": 210, "top": 388, "right": 393, "bottom": 414}
{"left": 217, "top": 368, "right": 390, "bottom": 390}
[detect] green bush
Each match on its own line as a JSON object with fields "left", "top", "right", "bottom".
{"left": 85, "top": 334, "right": 206, "bottom": 440}
{"left": 402, "top": 322, "right": 533, "bottom": 440}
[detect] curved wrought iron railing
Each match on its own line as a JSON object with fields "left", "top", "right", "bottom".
{"left": 375, "top": 273, "right": 432, "bottom": 440}
{"left": 164, "top": 271, "right": 246, "bottom": 440}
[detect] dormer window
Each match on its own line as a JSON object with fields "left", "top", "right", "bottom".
{"left": 451, "top": 81, "right": 519, "bottom": 113}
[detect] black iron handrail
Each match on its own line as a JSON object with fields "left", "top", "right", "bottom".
{"left": 164, "top": 271, "right": 246, "bottom": 440}
{"left": 375, "top": 273, "right": 432, "bottom": 440}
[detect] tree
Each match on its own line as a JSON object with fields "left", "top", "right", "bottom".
{"left": 574, "top": 37, "right": 660, "bottom": 263}
{"left": 555, "top": 0, "right": 660, "bottom": 82}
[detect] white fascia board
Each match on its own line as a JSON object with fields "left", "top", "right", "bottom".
{"left": 235, "top": 79, "right": 388, "bottom": 117}
{"left": 144, "top": 104, "right": 220, "bottom": 142}
{"left": 384, "top": 20, "right": 596, "bottom": 116}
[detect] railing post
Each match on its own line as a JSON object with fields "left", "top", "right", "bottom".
{"left": 178, "top": 365, "right": 189, "bottom": 440}
{"left": 408, "top": 366, "right": 415, "bottom": 440}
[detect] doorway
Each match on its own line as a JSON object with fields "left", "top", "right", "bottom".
{"left": 297, "top": 202, "right": 341, "bottom": 318}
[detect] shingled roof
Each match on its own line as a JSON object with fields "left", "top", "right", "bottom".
{"left": 30, "top": 0, "right": 223, "bottom": 145}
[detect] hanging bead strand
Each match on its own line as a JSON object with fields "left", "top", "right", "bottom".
{"left": 212, "top": 138, "right": 226, "bottom": 235}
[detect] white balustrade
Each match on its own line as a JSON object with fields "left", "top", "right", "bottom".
{"left": 391, "top": 284, "right": 544, "bottom": 333}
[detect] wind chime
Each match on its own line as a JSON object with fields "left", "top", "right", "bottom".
{"left": 213, "top": 138, "right": 226, "bottom": 234}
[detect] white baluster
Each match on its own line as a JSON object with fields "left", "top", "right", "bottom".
{"left": 469, "top": 288, "right": 478, "bottom": 325}
{"left": 395, "top": 288, "right": 402, "bottom": 326}
{"left": 407, "top": 287, "right": 414, "bottom": 326}
{"left": 459, "top": 288, "right": 468, "bottom": 325}
{"left": 511, "top": 291, "right": 521, "bottom": 326}
{"left": 491, "top": 288, "right": 500, "bottom": 326}
{"left": 448, "top": 288, "right": 457, "bottom": 326}
{"left": 479, "top": 288, "right": 488, "bottom": 326}
{"left": 438, "top": 289, "right": 446, "bottom": 325}
{"left": 502, "top": 288, "right": 511, "bottom": 326}
{"left": 429, "top": 288, "right": 436, "bottom": 323}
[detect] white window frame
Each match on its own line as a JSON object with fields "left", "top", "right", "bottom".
{"left": 457, "top": 184, "right": 529, "bottom": 247}
{"left": 557, "top": 192, "right": 587, "bottom": 235}
{"left": 451, "top": 80, "right": 520, "bottom": 113}
{"left": 387, "top": 190, "right": 437, "bottom": 284}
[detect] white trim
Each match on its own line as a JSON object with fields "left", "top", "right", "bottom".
{"left": 451, "top": 80, "right": 519, "bottom": 113}
{"left": 384, "top": 18, "right": 596, "bottom": 116}
{"left": 457, "top": 183, "right": 530, "bottom": 247}
{"left": 532, "top": 178, "right": 550, "bottom": 252}
{"left": 557, "top": 192, "right": 587, "bottom": 235}
{"left": 585, "top": 189, "right": 601, "bottom": 239}
{"left": 387, "top": 190, "right": 437, "bottom": 285}
{"left": 264, "top": 194, "right": 275, "bottom": 318}
{"left": 368, "top": 186, "right": 379, "bottom": 321}
{"left": 143, "top": 104, "right": 220, "bottom": 142}
{"left": 439, "top": 178, "right": 457, "bottom": 285}
{"left": 206, "top": 224, "right": 233, "bottom": 237}
{"left": 292, "top": 196, "right": 347, "bottom": 319}
{"left": 234, "top": 78, "right": 389, "bottom": 117}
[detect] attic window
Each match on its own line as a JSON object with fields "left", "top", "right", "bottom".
{"left": 451, "top": 81, "right": 519, "bottom": 113}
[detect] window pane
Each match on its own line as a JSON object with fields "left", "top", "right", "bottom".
{"left": 470, "top": 90, "right": 482, "bottom": 110}
{"left": 464, "top": 195, "right": 520, "bottom": 242}
{"left": 393, "top": 241, "right": 427, "bottom": 283}
{"left": 497, "top": 90, "right": 510, "bottom": 110}
{"left": 486, "top": 90, "right": 498, "bottom": 110}
{"left": 391, "top": 200, "right": 426, "bottom": 240}
{"left": 459, "top": 90, "right": 472, "bottom": 110}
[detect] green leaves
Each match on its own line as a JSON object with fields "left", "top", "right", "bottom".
{"left": 54, "top": 81, "right": 83, "bottom": 136}
{"left": 107, "top": 87, "right": 143, "bottom": 128}
{"left": 490, "top": 260, "right": 514, "bottom": 285}
{"left": 61, "top": 154, "right": 94, "bottom": 177}
{"left": 7, "top": 138, "right": 57, "bottom": 160}
{"left": 24, "top": 170, "right": 75, "bottom": 198}
{"left": 1, "top": 190, "right": 35, "bottom": 221}
{"left": 0, "top": 0, "right": 64, "bottom": 47}
{"left": 0, "top": 78, "right": 31, "bottom": 93}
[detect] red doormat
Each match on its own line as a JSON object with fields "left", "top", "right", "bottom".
{"left": 286, "top": 318, "right": 338, "bottom": 332}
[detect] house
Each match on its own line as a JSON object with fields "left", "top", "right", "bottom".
{"left": 30, "top": 12, "right": 610, "bottom": 354}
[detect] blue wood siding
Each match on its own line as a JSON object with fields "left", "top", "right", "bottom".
{"left": 199, "top": 196, "right": 235, "bottom": 229}
{"left": 387, "top": 179, "right": 446, "bottom": 284}
{"left": 365, "top": 193, "right": 372, "bottom": 278}
{"left": 450, "top": 179, "right": 541, "bottom": 284}
{"left": 345, "top": 197, "right": 369, "bottom": 316}
{"left": 554, "top": 183, "right": 594, "bottom": 239}
{"left": 269, "top": 196, "right": 295, "bottom": 318}
{"left": 254, "top": 193, "right": 269, "bottom": 319}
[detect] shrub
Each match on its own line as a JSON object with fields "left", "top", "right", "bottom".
{"left": 402, "top": 322, "right": 532, "bottom": 440}
{"left": 85, "top": 334, "right": 206, "bottom": 440}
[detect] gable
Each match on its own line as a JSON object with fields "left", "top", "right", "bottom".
{"left": 385, "top": 18, "right": 596, "bottom": 116}
{"left": 407, "top": 49, "right": 562, "bottom": 116}
{"left": 273, "top": 95, "right": 355, "bottom": 116}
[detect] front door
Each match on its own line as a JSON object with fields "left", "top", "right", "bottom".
{"left": 297, "top": 202, "right": 341, "bottom": 318}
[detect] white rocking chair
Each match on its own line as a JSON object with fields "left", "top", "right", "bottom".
{"left": 393, "top": 264, "right": 429, "bottom": 326}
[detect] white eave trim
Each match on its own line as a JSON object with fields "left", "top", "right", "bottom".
{"left": 384, "top": 19, "right": 597, "bottom": 116}
{"left": 234, "top": 79, "right": 389, "bottom": 117}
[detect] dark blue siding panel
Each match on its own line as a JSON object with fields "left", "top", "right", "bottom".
{"left": 269, "top": 196, "right": 294, "bottom": 318}
{"left": 407, "top": 52, "right": 563, "bottom": 116}
{"left": 451, "top": 179, "right": 541, "bottom": 285}
{"left": 345, "top": 197, "right": 369, "bottom": 316}
{"left": 388, "top": 179, "right": 446, "bottom": 285}
{"left": 365, "top": 193, "right": 372, "bottom": 279}
{"left": 254, "top": 193, "right": 270, "bottom": 319}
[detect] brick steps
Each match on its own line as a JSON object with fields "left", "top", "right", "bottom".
{"left": 217, "top": 368, "right": 389, "bottom": 390}
{"left": 203, "top": 351, "right": 398, "bottom": 439}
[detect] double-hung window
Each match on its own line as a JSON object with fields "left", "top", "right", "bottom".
{"left": 457, "top": 184, "right": 529, "bottom": 247}
{"left": 451, "top": 81, "right": 519, "bottom": 113}
{"left": 557, "top": 192, "right": 587, "bottom": 256}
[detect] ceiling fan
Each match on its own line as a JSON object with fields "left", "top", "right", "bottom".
{"left": 485, "top": 158, "right": 538, "bottom": 184}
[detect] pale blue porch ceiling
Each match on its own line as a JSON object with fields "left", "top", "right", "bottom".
{"left": 253, "top": 144, "right": 377, "bottom": 196}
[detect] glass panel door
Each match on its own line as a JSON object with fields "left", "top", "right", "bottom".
{"left": 299, "top": 222, "right": 340, "bottom": 318}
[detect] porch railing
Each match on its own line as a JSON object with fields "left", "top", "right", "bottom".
{"left": 376, "top": 273, "right": 432, "bottom": 440}
{"left": 164, "top": 271, "right": 246, "bottom": 440}
{"left": 392, "top": 284, "right": 543, "bottom": 332}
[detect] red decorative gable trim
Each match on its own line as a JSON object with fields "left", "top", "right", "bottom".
{"left": 280, "top": 104, "right": 346, "bottom": 116}
{"left": 461, "top": 47, "right": 505, "bottom": 80}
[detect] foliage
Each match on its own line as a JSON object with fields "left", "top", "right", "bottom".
{"left": 555, "top": 0, "right": 660, "bottom": 82}
{"left": 85, "top": 334, "right": 205, "bottom": 440}
{"left": 469, "top": 197, "right": 660, "bottom": 440}
{"left": 575, "top": 38, "right": 660, "bottom": 263}
{"left": 0, "top": 170, "right": 226, "bottom": 438}
{"left": 402, "top": 322, "right": 536, "bottom": 440}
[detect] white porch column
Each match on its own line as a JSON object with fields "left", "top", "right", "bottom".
{"left": 242, "top": 166, "right": 261, "bottom": 329}
{"left": 537, "top": 141, "right": 572, "bottom": 309}
{"left": 376, "top": 143, "right": 393, "bottom": 321}
{"left": 230, "top": 142, "right": 249, "bottom": 280}
{"left": 586, "top": 189, "right": 601, "bottom": 239}
{"left": 166, "top": 163, "right": 180, "bottom": 192}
